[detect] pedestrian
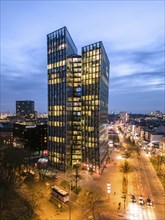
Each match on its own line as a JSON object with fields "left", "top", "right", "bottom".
{"left": 117, "top": 202, "right": 121, "bottom": 212}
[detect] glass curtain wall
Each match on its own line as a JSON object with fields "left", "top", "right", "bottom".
{"left": 99, "top": 42, "right": 110, "bottom": 171}
{"left": 82, "top": 42, "right": 109, "bottom": 173}
{"left": 66, "top": 55, "right": 82, "bottom": 167}
{"left": 47, "top": 27, "right": 77, "bottom": 171}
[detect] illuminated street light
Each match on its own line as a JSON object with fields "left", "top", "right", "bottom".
{"left": 69, "top": 181, "right": 72, "bottom": 220}
{"left": 107, "top": 182, "right": 111, "bottom": 201}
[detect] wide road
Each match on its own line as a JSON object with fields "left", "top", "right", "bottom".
{"left": 80, "top": 147, "right": 164, "bottom": 220}
{"left": 114, "top": 127, "right": 165, "bottom": 219}
{"left": 131, "top": 151, "right": 165, "bottom": 220}
{"left": 126, "top": 151, "right": 156, "bottom": 219}
{"left": 110, "top": 150, "right": 158, "bottom": 220}
{"left": 126, "top": 150, "right": 165, "bottom": 220}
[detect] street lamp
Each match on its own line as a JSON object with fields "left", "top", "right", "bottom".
{"left": 107, "top": 182, "right": 111, "bottom": 201}
{"left": 69, "top": 181, "right": 72, "bottom": 220}
{"left": 123, "top": 194, "right": 126, "bottom": 210}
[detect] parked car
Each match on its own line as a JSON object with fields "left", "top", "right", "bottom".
{"left": 146, "top": 197, "right": 152, "bottom": 206}
{"left": 138, "top": 196, "right": 144, "bottom": 205}
{"left": 131, "top": 195, "right": 136, "bottom": 203}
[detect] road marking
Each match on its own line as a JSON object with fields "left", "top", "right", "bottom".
{"left": 141, "top": 158, "right": 154, "bottom": 199}
{"left": 127, "top": 203, "right": 156, "bottom": 220}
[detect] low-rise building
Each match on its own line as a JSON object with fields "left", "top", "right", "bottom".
{"left": 150, "top": 132, "right": 164, "bottom": 144}
{"left": 159, "top": 136, "right": 165, "bottom": 151}
{"left": 0, "top": 122, "right": 13, "bottom": 148}
{"left": 13, "top": 122, "right": 47, "bottom": 156}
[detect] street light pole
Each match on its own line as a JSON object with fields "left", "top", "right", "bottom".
{"left": 107, "top": 182, "right": 111, "bottom": 201}
{"left": 69, "top": 181, "right": 72, "bottom": 220}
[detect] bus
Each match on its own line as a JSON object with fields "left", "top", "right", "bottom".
{"left": 51, "top": 185, "right": 69, "bottom": 203}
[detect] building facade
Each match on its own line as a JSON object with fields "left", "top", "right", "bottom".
{"left": 13, "top": 122, "right": 47, "bottom": 155}
{"left": 47, "top": 27, "right": 78, "bottom": 171}
{"left": 16, "top": 100, "right": 35, "bottom": 119}
{"left": 47, "top": 27, "right": 109, "bottom": 173}
{"left": 0, "top": 122, "right": 13, "bottom": 148}
{"left": 66, "top": 55, "right": 82, "bottom": 166}
{"left": 81, "top": 42, "right": 109, "bottom": 172}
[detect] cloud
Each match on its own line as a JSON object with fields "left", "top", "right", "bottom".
{"left": 1, "top": 39, "right": 164, "bottom": 113}
{"left": 109, "top": 40, "right": 164, "bottom": 94}
{"left": 110, "top": 73, "right": 164, "bottom": 93}
{"left": 1, "top": 45, "right": 47, "bottom": 113}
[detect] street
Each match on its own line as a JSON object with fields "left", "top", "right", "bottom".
{"left": 19, "top": 145, "right": 165, "bottom": 220}
{"left": 79, "top": 147, "right": 165, "bottom": 219}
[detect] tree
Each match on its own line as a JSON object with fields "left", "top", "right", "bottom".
{"left": 72, "top": 163, "right": 82, "bottom": 194}
{"left": 120, "top": 160, "right": 131, "bottom": 174}
{"left": 0, "top": 147, "right": 26, "bottom": 188}
{"left": 122, "top": 177, "right": 128, "bottom": 194}
{"left": 120, "top": 160, "right": 131, "bottom": 196}
{"left": 77, "top": 188, "right": 102, "bottom": 220}
{"left": 0, "top": 148, "right": 38, "bottom": 218}
{"left": 64, "top": 163, "right": 83, "bottom": 194}
{"left": 154, "top": 155, "right": 164, "bottom": 173}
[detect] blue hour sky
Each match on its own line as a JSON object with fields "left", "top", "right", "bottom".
{"left": 1, "top": 0, "right": 165, "bottom": 114}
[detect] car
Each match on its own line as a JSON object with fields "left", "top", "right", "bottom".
{"left": 146, "top": 197, "right": 152, "bottom": 206}
{"left": 138, "top": 197, "right": 144, "bottom": 205}
{"left": 131, "top": 195, "right": 136, "bottom": 203}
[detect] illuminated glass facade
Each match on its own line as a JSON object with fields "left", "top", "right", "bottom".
{"left": 66, "top": 55, "right": 82, "bottom": 166}
{"left": 47, "top": 27, "right": 77, "bottom": 171}
{"left": 47, "top": 27, "right": 109, "bottom": 173}
{"left": 82, "top": 42, "right": 109, "bottom": 173}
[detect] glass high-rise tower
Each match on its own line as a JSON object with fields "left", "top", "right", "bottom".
{"left": 47, "top": 27, "right": 109, "bottom": 173}
{"left": 81, "top": 42, "right": 109, "bottom": 173}
{"left": 47, "top": 27, "right": 77, "bottom": 171}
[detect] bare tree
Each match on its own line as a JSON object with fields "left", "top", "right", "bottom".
{"left": 77, "top": 189, "right": 102, "bottom": 220}
{"left": 0, "top": 147, "right": 26, "bottom": 188}
{"left": 72, "top": 163, "right": 82, "bottom": 194}
{"left": 120, "top": 160, "right": 131, "bottom": 174}
{"left": 120, "top": 159, "right": 131, "bottom": 206}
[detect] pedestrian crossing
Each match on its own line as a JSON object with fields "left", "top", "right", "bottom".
{"left": 126, "top": 203, "right": 156, "bottom": 220}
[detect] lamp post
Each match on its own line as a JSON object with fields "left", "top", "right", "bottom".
{"left": 124, "top": 195, "right": 126, "bottom": 210}
{"left": 69, "top": 181, "right": 72, "bottom": 220}
{"left": 107, "top": 182, "right": 111, "bottom": 201}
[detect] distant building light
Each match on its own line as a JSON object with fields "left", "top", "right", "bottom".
{"left": 43, "top": 150, "right": 48, "bottom": 155}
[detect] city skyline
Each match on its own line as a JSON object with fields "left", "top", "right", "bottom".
{"left": 1, "top": 0, "right": 165, "bottom": 114}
